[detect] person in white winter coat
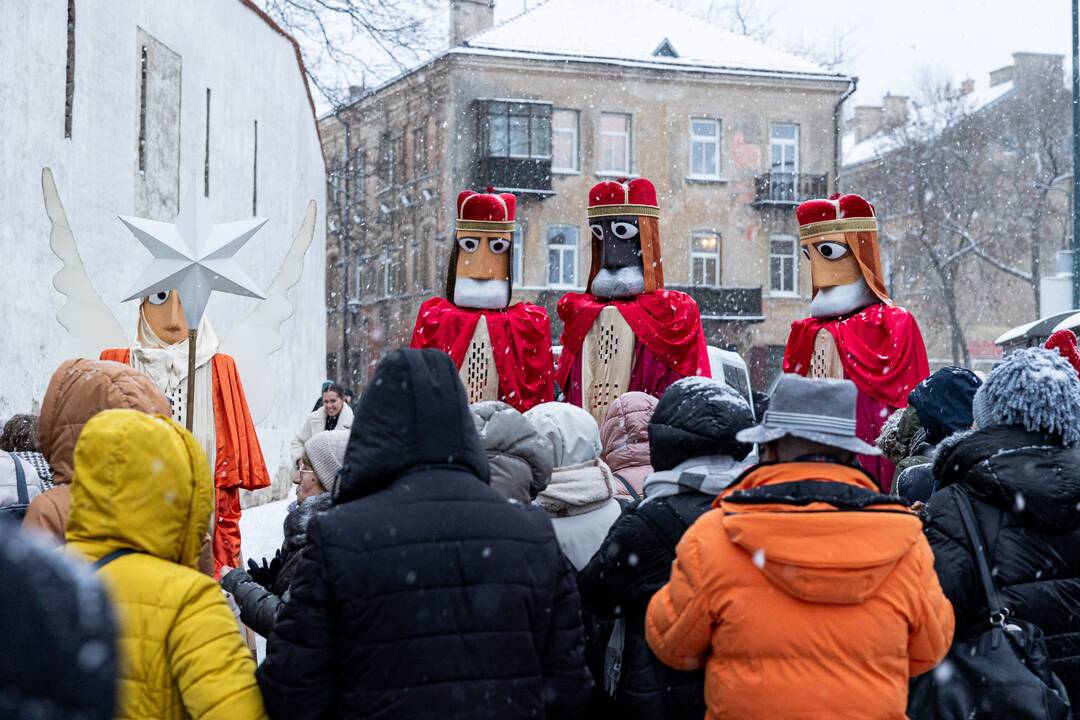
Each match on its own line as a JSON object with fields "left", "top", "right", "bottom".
{"left": 525, "top": 402, "right": 621, "bottom": 570}
{"left": 289, "top": 383, "right": 353, "bottom": 467}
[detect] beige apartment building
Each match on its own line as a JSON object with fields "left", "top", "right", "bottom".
{"left": 321, "top": 0, "right": 854, "bottom": 390}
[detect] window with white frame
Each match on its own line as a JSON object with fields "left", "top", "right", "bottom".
{"left": 552, "top": 109, "right": 579, "bottom": 173}
{"left": 769, "top": 123, "right": 799, "bottom": 175}
{"left": 690, "top": 118, "right": 721, "bottom": 178}
{"left": 482, "top": 101, "right": 551, "bottom": 159}
{"left": 691, "top": 230, "right": 721, "bottom": 286}
{"left": 599, "top": 112, "right": 631, "bottom": 174}
{"left": 769, "top": 235, "right": 798, "bottom": 294}
{"left": 547, "top": 225, "right": 579, "bottom": 288}
{"left": 512, "top": 224, "right": 525, "bottom": 286}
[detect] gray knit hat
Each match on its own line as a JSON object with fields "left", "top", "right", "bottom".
{"left": 304, "top": 430, "right": 350, "bottom": 495}
{"left": 972, "top": 347, "right": 1080, "bottom": 446}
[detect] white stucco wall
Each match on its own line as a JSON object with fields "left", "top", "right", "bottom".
{"left": 0, "top": 0, "right": 326, "bottom": 489}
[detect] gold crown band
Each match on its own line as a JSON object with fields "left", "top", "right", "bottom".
{"left": 456, "top": 219, "right": 517, "bottom": 232}
{"left": 587, "top": 204, "right": 661, "bottom": 219}
{"left": 799, "top": 217, "right": 878, "bottom": 241}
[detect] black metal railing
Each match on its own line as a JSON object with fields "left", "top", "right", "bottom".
{"left": 475, "top": 156, "right": 553, "bottom": 195}
{"left": 752, "top": 172, "right": 827, "bottom": 205}
{"left": 667, "top": 285, "right": 763, "bottom": 320}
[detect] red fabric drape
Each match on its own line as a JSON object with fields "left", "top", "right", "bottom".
{"left": 555, "top": 290, "right": 711, "bottom": 392}
{"left": 783, "top": 303, "right": 929, "bottom": 409}
{"left": 409, "top": 297, "right": 555, "bottom": 412}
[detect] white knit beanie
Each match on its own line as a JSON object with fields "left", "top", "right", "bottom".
{"left": 972, "top": 347, "right": 1080, "bottom": 446}
{"left": 304, "top": 430, "right": 350, "bottom": 495}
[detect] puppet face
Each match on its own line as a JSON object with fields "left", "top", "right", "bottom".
{"left": 141, "top": 289, "right": 187, "bottom": 345}
{"left": 589, "top": 215, "right": 645, "bottom": 298}
{"left": 800, "top": 232, "right": 863, "bottom": 291}
{"left": 453, "top": 229, "right": 511, "bottom": 309}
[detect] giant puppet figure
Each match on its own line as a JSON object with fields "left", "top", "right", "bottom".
{"left": 41, "top": 168, "right": 318, "bottom": 575}
{"left": 783, "top": 193, "right": 929, "bottom": 489}
{"left": 556, "top": 178, "right": 710, "bottom": 423}
{"left": 411, "top": 189, "right": 554, "bottom": 411}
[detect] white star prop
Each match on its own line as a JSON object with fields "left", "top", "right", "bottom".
{"left": 120, "top": 215, "right": 268, "bottom": 329}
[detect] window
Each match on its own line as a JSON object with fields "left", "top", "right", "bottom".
{"left": 769, "top": 123, "right": 799, "bottom": 175}
{"left": 412, "top": 125, "right": 427, "bottom": 177}
{"left": 552, "top": 109, "right": 579, "bottom": 173}
{"left": 547, "top": 225, "right": 579, "bottom": 288}
{"left": 691, "top": 230, "right": 721, "bottom": 286}
{"left": 653, "top": 38, "right": 679, "bottom": 58}
{"left": 599, "top": 112, "right": 631, "bottom": 174}
{"left": 512, "top": 224, "right": 525, "bottom": 286}
{"left": 482, "top": 101, "right": 551, "bottom": 159}
{"left": 769, "top": 235, "right": 798, "bottom": 295}
{"left": 690, "top": 118, "right": 721, "bottom": 179}
{"left": 379, "top": 134, "right": 396, "bottom": 187}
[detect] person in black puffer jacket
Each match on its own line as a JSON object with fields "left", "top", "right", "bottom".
{"left": 578, "top": 377, "right": 757, "bottom": 720}
{"left": 0, "top": 518, "right": 117, "bottom": 719}
{"left": 257, "top": 349, "right": 592, "bottom": 720}
{"left": 893, "top": 366, "right": 981, "bottom": 504}
{"left": 923, "top": 348, "right": 1080, "bottom": 706}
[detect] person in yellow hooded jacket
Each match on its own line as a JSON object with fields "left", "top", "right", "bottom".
{"left": 66, "top": 408, "right": 266, "bottom": 720}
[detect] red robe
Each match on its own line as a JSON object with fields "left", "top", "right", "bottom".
{"left": 100, "top": 349, "right": 271, "bottom": 574}
{"left": 783, "top": 303, "right": 930, "bottom": 490}
{"left": 409, "top": 297, "right": 554, "bottom": 412}
{"left": 555, "top": 290, "right": 711, "bottom": 403}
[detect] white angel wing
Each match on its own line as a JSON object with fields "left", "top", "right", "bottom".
{"left": 43, "top": 167, "right": 129, "bottom": 358}
{"left": 219, "top": 200, "right": 318, "bottom": 424}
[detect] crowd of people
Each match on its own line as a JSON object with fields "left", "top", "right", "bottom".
{"left": 2, "top": 341, "right": 1080, "bottom": 719}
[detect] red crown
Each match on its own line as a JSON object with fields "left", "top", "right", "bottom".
{"left": 457, "top": 189, "right": 517, "bottom": 231}
{"left": 797, "top": 193, "right": 877, "bottom": 241}
{"left": 588, "top": 178, "right": 659, "bottom": 219}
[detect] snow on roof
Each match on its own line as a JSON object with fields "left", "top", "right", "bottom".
{"left": 457, "top": 0, "right": 843, "bottom": 80}
{"left": 843, "top": 80, "right": 1015, "bottom": 167}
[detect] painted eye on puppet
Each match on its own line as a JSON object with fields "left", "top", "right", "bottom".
{"left": 611, "top": 222, "right": 640, "bottom": 240}
{"left": 590, "top": 224, "right": 603, "bottom": 240}
{"left": 488, "top": 237, "right": 510, "bottom": 255}
{"left": 815, "top": 242, "right": 850, "bottom": 260}
{"left": 147, "top": 290, "right": 171, "bottom": 305}
{"left": 458, "top": 236, "right": 481, "bottom": 253}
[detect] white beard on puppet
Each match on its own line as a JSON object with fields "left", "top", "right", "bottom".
{"left": 591, "top": 266, "right": 645, "bottom": 299}
{"left": 454, "top": 277, "right": 510, "bottom": 310}
{"left": 810, "top": 277, "right": 879, "bottom": 319}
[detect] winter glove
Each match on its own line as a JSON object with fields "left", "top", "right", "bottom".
{"left": 220, "top": 567, "right": 254, "bottom": 596}
{"left": 246, "top": 551, "right": 283, "bottom": 590}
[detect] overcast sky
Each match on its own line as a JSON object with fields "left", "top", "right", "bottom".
{"left": 495, "top": 0, "right": 1074, "bottom": 106}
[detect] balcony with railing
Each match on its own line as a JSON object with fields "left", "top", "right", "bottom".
{"left": 752, "top": 172, "right": 828, "bottom": 206}
{"left": 474, "top": 99, "right": 554, "bottom": 196}
{"left": 668, "top": 285, "right": 764, "bottom": 322}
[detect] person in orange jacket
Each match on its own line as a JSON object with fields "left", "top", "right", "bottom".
{"left": 645, "top": 374, "right": 954, "bottom": 720}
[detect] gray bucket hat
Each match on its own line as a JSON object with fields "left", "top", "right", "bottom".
{"left": 736, "top": 374, "right": 881, "bottom": 456}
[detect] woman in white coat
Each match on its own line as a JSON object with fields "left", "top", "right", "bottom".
{"left": 290, "top": 383, "right": 353, "bottom": 468}
{"left": 525, "top": 402, "right": 621, "bottom": 570}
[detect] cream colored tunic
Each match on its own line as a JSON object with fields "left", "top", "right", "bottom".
{"left": 582, "top": 306, "right": 636, "bottom": 424}
{"left": 809, "top": 329, "right": 845, "bottom": 380}
{"left": 461, "top": 316, "right": 499, "bottom": 405}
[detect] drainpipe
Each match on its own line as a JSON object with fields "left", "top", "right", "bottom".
{"left": 833, "top": 76, "right": 858, "bottom": 192}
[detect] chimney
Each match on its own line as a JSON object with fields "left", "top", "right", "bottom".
{"left": 853, "top": 105, "right": 884, "bottom": 143}
{"left": 1011, "top": 52, "right": 1065, "bottom": 93}
{"left": 882, "top": 94, "right": 909, "bottom": 128}
{"left": 990, "top": 64, "right": 1014, "bottom": 87}
{"left": 960, "top": 78, "right": 975, "bottom": 95}
{"left": 450, "top": 0, "right": 495, "bottom": 46}
{"left": 348, "top": 85, "right": 365, "bottom": 101}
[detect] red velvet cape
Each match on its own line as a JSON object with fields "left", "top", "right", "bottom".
{"left": 555, "top": 290, "right": 711, "bottom": 392}
{"left": 783, "top": 303, "right": 930, "bottom": 409}
{"left": 409, "top": 297, "right": 555, "bottom": 412}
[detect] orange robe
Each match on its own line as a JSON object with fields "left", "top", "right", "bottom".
{"left": 100, "top": 349, "right": 271, "bottom": 573}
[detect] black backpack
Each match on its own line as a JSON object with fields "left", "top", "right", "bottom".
{"left": 1, "top": 453, "right": 31, "bottom": 520}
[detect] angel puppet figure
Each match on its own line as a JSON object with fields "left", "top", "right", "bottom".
{"left": 555, "top": 178, "right": 710, "bottom": 424}
{"left": 42, "top": 168, "right": 317, "bottom": 575}
{"left": 410, "top": 189, "right": 554, "bottom": 412}
{"left": 783, "top": 193, "right": 929, "bottom": 490}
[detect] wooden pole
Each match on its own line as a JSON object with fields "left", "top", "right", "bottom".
{"left": 186, "top": 327, "right": 198, "bottom": 431}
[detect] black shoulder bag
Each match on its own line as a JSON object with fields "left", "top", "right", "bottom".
{"left": 907, "top": 488, "right": 1072, "bottom": 719}
{"left": 1, "top": 453, "right": 31, "bottom": 520}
